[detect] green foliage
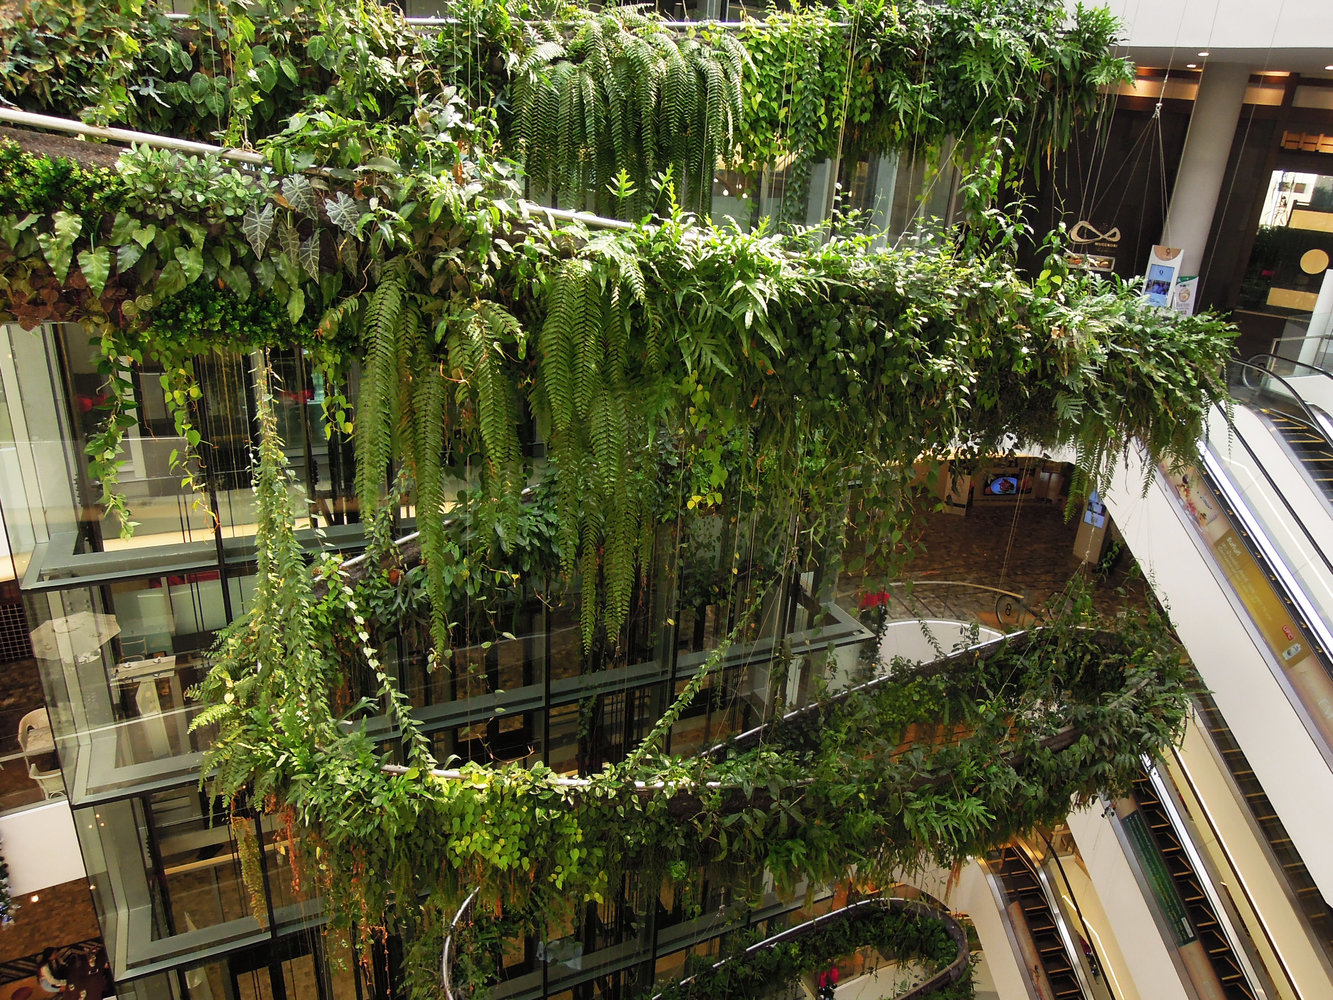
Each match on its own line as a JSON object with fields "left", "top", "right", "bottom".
{"left": 655, "top": 899, "right": 970, "bottom": 1000}
{"left": 1, "top": 0, "right": 1126, "bottom": 223}
{"left": 0, "top": 131, "right": 1235, "bottom": 647}
{"left": 195, "top": 531, "right": 1193, "bottom": 997}
{"left": 0, "top": 5, "right": 1231, "bottom": 996}
{"left": 512, "top": 9, "right": 746, "bottom": 215}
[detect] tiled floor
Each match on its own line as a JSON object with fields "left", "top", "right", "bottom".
{"left": 842, "top": 490, "right": 1150, "bottom": 624}
{"left": 0, "top": 879, "right": 101, "bottom": 966}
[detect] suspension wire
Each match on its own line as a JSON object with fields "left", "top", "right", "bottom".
{"left": 1199, "top": 0, "right": 1287, "bottom": 294}
{"left": 1073, "top": 78, "right": 1122, "bottom": 226}
{"left": 829, "top": 2, "right": 861, "bottom": 217}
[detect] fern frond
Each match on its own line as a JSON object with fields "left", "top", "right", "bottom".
{"left": 354, "top": 257, "right": 406, "bottom": 515}
{"left": 538, "top": 259, "right": 590, "bottom": 435}
{"left": 579, "top": 515, "right": 601, "bottom": 649}
{"left": 411, "top": 361, "right": 451, "bottom": 657}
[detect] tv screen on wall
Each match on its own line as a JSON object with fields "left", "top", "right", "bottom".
{"left": 982, "top": 473, "right": 1031, "bottom": 497}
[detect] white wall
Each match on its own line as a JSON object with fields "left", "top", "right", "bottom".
{"left": 877, "top": 619, "right": 1003, "bottom": 666}
{"left": 0, "top": 800, "right": 87, "bottom": 894}
{"left": 911, "top": 862, "right": 1033, "bottom": 1000}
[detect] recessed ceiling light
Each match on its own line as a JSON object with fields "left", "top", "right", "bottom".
{"left": 1198, "top": 50, "right": 1210, "bottom": 57}
{"left": 1186, "top": 63, "right": 1197, "bottom": 69}
{"left": 30, "top": 894, "right": 39, "bottom": 903}
{"left": 1326, "top": 64, "right": 1333, "bottom": 71}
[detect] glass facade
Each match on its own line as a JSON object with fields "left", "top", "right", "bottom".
{"left": 0, "top": 313, "right": 874, "bottom": 998}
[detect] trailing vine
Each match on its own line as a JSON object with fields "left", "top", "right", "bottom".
{"left": 655, "top": 898, "right": 971, "bottom": 1000}
{"left": 191, "top": 414, "right": 1195, "bottom": 995}
{"left": 0, "top": 7, "right": 1235, "bottom": 991}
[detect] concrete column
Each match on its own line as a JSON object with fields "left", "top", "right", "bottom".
{"left": 1161, "top": 62, "right": 1251, "bottom": 278}
{"left": 1299, "top": 269, "right": 1333, "bottom": 367}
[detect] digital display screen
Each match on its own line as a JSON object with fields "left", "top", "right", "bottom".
{"left": 1144, "top": 262, "right": 1175, "bottom": 307}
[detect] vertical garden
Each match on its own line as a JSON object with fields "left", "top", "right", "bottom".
{"left": 0, "top": 0, "right": 1233, "bottom": 995}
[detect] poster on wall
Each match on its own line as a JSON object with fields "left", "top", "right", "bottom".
{"left": 1161, "top": 464, "right": 1333, "bottom": 746}
{"left": 1143, "top": 245, "right": 1183, "bottom": 308}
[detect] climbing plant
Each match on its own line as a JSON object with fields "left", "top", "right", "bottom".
{"left": 0, "top": 2, "right": 1234, "bottom": 994}
{"left": 1, "top": 0, "right": 1127, "bottom": 217}
{"left": 190, "top": 403, "right": 1195, "bottom": 995}
{"left": 0, "top": 122, "right": 1235, "bottom": 646}
{"left": 654, "top": 899, "right": 971, "bottom": 1000}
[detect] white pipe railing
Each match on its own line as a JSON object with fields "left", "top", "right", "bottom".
{"left": 0, "top": 107, "right": 265, "bottom": 164}
{"left": 0, "top": 107, "right": 639, "bottom": 233}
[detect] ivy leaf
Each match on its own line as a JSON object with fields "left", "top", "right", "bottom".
{"left": 37, "top": 210, "right": 82, "bottom": 282}
{"left": 242, "top": 202, "right": 276, "bottom": 257}
{"left": 281, "top": 175, "right": 319, "bottom": 220}
{"left": 298, "top": 233, "right": 322, "bottom": 280}
{"left": 324, "top": 191, "right": 364, "bottom": 233}
{"left": 77, "top": 246, "right": 112, "bottom": 297}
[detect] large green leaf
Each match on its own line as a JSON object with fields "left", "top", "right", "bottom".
{"left": 77, "top": 246, "right": 112, "bottom": 297}
{"left": 324, "top": 192, "right": 363, "bottom": 233}
{"left": 37, "top": 210, "right": 82, "bottom": 282}
{"left": 280, "top": 175, "right": 319, "bottom": 220}
{"left": 242, "top": 202, "right": 276, "bottom": 257}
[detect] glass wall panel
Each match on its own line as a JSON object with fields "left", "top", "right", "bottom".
{"left": 74, "top": 794, "right": 271, "bottom": 981}
{"left": 25, "top": 571, "right": 232, "bottom": 801}
{"left": 0, "top": 324, "right": 81, "bottom": 572}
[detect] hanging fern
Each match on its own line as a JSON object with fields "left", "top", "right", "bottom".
{"left": 411, "top": 360, "right": 450, "bottom": 656}
{"left": 510, "top": 10, "right": 746, "bottom": 216}
{"left": 355, "top": 257, "right": 409, "bottom": 514}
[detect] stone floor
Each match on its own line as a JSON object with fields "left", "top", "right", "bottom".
{"left": 0, "top": 879, "right": 101, "bottom": 966}
{"left": 840, "top": 491, "right": 1151, "bottom": 627}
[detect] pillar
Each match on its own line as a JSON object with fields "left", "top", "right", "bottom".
{"left": 1160, "top": 62, "right": 1251, "bottom": 279}
{"left": 1299, "top": 269, "right": 1333, "bottom": 367}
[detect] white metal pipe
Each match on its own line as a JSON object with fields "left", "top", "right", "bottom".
{"left": 0, "top": 106, "right": 265, "bottom": 164}
{"left": 159, "top": 12, "right": 837, "bottom": 30}
{"left": 0, "top": 107, "right": 646, "bottom": 233}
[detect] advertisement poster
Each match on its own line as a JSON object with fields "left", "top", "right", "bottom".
{"left": 1163, "top": 465, "right": 1333, "bottom": 746}
{"left": 1143, "top": 245, "right": 1183, "bottom": 308}
{"left": 1171, "top": 275, "right": 1198, "bottom": 316}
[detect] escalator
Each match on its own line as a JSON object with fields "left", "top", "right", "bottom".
{"left": 1095, "top": 352, "right": 1333, "bottom": 995}
{"left": 1125, "top": 770, "right": 1258, "bottom": 1000}
{"left": 1260, "top": 409, "right": 1333, "bottom": 498}
{"left": 989, "top": 845, "right": 1087, "bottom": 1000}
{"left": 1233, "top": 355, "right": 1333, "bottom": 504}
{"left": 1192, "top": 692, "right": 1333, "bottom": 953}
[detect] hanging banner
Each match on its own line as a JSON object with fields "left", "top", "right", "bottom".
{"left": 1172, "top": 275, "right": 1198, "bottom": 316}
{"left": 1143, "top": 245, "right": 1183, "bottom": 308}
{"left": 1066, "top": 218, "right": 1121, "bottom": 273}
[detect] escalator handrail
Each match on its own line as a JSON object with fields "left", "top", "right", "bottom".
{"left": 1202, "top": 402, "right": 1333, "bottom": 583}
{"left": 1231, "top": 357, "right": 1333, "bottom": 444}
{"left": 1245, "top": 351, "right": 1333, "bottom": 383}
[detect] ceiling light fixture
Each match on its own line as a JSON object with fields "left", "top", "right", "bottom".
{"left": 1186, "top": 63, "right": 1197, "bottom": 69}
{"left": 1198, "top": 50, "right": 1210, "bottom": 57}
{"left": 1326, "top": 64, "right": 1333, "bottom": 71}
